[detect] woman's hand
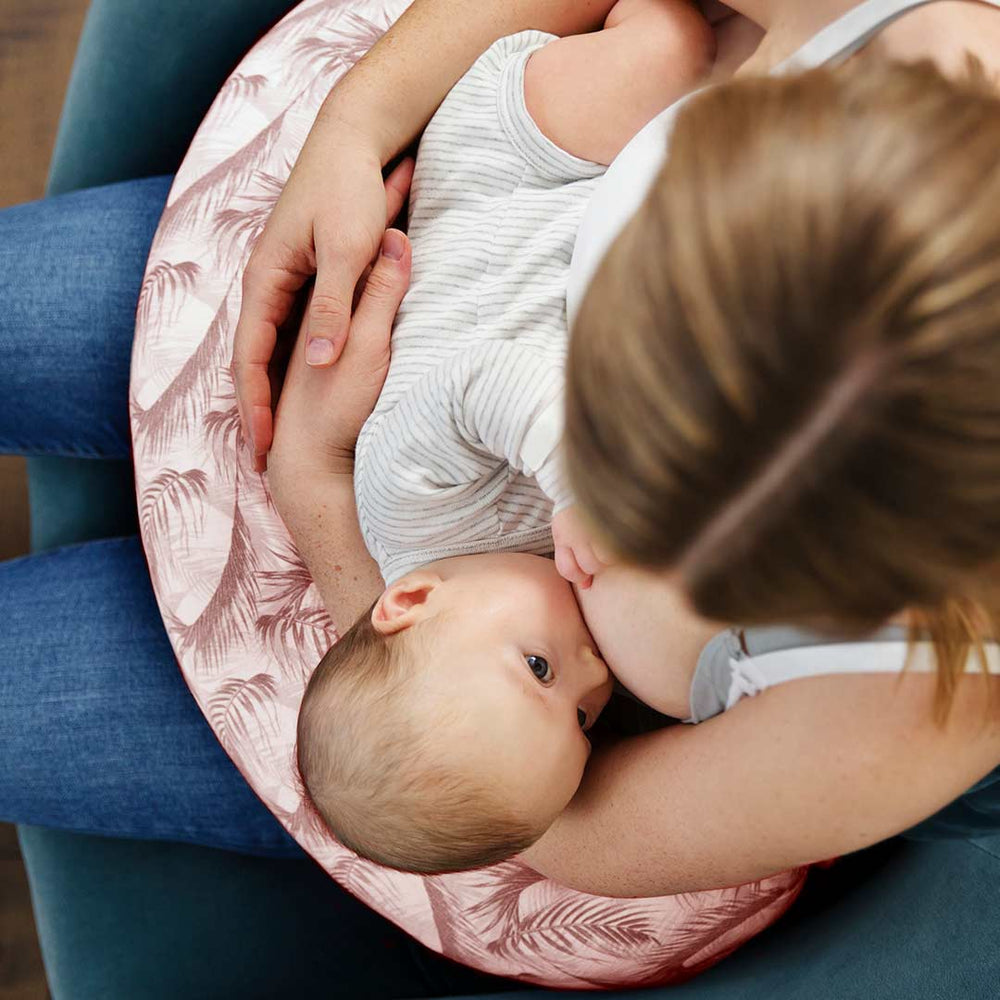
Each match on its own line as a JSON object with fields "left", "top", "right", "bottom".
{"left": 232, "top": 0, "right": 631, "bottom": 473}
{"left": 268, "top": 227, "right": 412, "bottom": 481}
{"left": 267, "top": 227, "right": 411, "bottom": 633}
{"left": 233, "top": 122, "right": 414, "bottom": 472}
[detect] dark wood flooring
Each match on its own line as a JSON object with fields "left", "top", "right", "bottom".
{"left": 1, "top": 0, "right": 92, "bottom": 996}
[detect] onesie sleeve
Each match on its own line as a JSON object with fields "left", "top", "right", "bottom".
{"left": 448, "top": 340, "right": 571, "bottom": 510}
{"left": 354, "top": 341, "right": 570, "bottom": 583}
{"left": 492, "top": 31, "right": 608, "bottom": 184}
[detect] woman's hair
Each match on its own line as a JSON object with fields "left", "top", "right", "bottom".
{"left": 297, "top": 602, "right": 540, "bottom": 873}
{"left": 566, "top": 54, "right": 1000, "bottom": 714}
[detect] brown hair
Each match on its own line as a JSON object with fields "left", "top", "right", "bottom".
{"left": 566, "top": 55, "right": 1000, "bottom": 714}
{"left": 296, "top": 602, "right": 541, "bottom": 873}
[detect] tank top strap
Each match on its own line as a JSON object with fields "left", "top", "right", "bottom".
{"left": 775, "top": 0, "right": 1000, "bottom": 75}
{"left": 688, "top": 628, "right": 1000, "bottom": 723}
{"left": 722, "top": 639, "right": 1000, "bottom": 715}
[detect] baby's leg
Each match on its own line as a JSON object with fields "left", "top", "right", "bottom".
{"left": 524, "top": 0, "right": 715, "bottom": 165}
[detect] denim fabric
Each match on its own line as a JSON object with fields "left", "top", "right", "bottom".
{"left": 0, "top": 176, "right": 171, "bottom": 459}
{"left": 0, "top": 176, "right": 304, "bottom": 856}
{"left": 0, "top": 536, "right": 304, "bottom": 858}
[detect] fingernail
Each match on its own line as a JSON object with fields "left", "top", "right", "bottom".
{"left": 306, "top": 338, "right": 335, "bottom": 366}
{"left": 381, "top": 230, "right": 405, "bottom": 261}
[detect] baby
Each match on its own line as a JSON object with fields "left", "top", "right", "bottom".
{"left": 297, "top": 1, "right": 714, "bottom": 874}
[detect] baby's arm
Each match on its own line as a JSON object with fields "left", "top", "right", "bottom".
{"left": 448, "top": 341, "right": 568, "bottom": 503}
{"left": 525, "top": 0, "right": 715, "bottom": 165}
{"left": 365, "top": 341, "right": 568, "bottom": 515}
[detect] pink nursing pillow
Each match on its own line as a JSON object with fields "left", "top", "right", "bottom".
{"left": 129, "top": 0, "right": 805, "bottom": 987}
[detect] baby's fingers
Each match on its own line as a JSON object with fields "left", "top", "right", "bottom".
{"left": 573, "top": 542, "right": 606, "bottom": 579}
{"left": 555, "top": 545, "right": 594, "bottom": 591}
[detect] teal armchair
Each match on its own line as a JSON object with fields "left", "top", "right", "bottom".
{"left": 17, "top": 2, "right": 1000, "bottom": 996}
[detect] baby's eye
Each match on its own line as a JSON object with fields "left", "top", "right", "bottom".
{"left": 525, "top": 654, "right": 553, "bottom": 684}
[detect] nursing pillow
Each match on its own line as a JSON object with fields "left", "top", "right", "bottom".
{"left": 129, "top": 0, "right": 805, "bottom": 987}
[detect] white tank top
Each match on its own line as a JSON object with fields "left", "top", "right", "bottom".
{"left": 567, "top": 0, "right": 1000, "bottom": 327}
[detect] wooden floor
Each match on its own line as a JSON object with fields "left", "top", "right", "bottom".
{"left": 0, "top": 827, "right": 45, "bottom": 1000}
{"left": 1, "top": 0, "right": 92, "bottom": 996}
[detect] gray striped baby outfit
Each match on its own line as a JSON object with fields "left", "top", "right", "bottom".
{"left": 355, "top": 31, "right": 606, "bottom": 584}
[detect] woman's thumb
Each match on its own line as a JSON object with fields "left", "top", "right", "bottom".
{"left": 347, "top": 229, "right": 411, "bottom": 355}
{"left": 305, "top": 237, "right": 368, "bottom": 368}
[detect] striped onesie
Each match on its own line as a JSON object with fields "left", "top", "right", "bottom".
{"left": 355, "top": 31, "right": 606, "bottom": 585}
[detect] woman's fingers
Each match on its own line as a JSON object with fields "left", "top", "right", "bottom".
{"left": 235, "top": 155, "right": 414, "bottom": 466}
{"left": 280, "top": 230, "right": 410, "bottom": 470}
{"left": 233, "top": 231, "right": 315, "bottom": 463}
{"left": 555, "top": 545, "right": 594, "bottom": 590}
{"left": 347, "top": 229, "right": 411, "bottom": 369}
{"left": 305, "top": 232, "right": 374, "bottom": 368}
{"left": 574, "top": 541, "right": 605, "bottom": 579}
{"left": 351, "top": 263, "right": 375, "bottom": 313}
{"left": 305, "top": 158, "right": 414, "bottom": 369}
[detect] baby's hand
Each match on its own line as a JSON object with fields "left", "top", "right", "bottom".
{"left": 552, "top": 507, "right": 609, "bottom": 590}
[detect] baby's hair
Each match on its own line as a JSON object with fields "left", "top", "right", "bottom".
{"left": 567, "top": 53, "right": 1000, "bottom": 718}
{"left": 296, "top": 600, "right": 542, "bottom": 873}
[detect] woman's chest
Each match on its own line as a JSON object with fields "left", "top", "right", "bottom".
{"left": 576, "top": 565, "right": 722, "bottom": 719}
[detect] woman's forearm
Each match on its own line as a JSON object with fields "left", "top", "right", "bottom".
{"left": 522, "top": 671, "right": 1000, "bottom": 897}
{"left": 268, "top": 463, "right": 383, "bottom": 634}
{"left": 323, "top": 0, "right": 621, "bottom": 163}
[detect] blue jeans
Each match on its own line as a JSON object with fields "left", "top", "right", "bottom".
{"left": 1, "top": 177, "right": 998, "bottom": 859}
{"left": 0, "top": 176, "right": 303, "bottom": 858}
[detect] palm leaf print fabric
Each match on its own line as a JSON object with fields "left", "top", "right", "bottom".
{"left": 130, "top": 0, "right": 807, "bottom": 986}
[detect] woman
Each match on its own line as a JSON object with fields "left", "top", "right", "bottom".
{"left": 243, "top": 0, "right": 1000, "bottom": 898}
{"left": 0, "top": 0, "right": 996, "bottom": 903}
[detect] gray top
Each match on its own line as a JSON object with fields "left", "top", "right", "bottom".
{"left": 688, "top": 625, "right": 1000, "bottom": 723}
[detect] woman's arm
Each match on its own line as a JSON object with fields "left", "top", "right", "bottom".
{"left": 326, "top": 0, "right": 624, "bottom": 163}
{"left": 522, "top": 669, "right": 1000, "bottom": 896}
{"left": 267, "top": 229, "right": 413, "bottom": 632}
{"left": 235, "top": 0, "right": 622, "bottom": 468}
{"left": 267, "top": 466, "right": 381, "bottom": 635}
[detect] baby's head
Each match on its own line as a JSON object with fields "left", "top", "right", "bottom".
{"left": 297, "top": 552, "right": 612, "bottom": 873}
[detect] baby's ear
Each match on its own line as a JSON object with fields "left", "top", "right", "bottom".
{"left": 371, "top": 572, "right": 441, "bottom": 635}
